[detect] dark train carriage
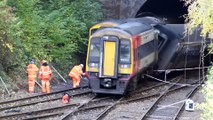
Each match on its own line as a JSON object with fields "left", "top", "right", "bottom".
{"left": 86, "top": 17, "right": 160, "bottom": 94}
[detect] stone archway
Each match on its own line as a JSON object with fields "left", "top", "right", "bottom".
{"left": 99, "top": 0, "right": 188, "bottom": 23}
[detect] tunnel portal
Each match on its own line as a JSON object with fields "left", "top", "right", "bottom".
{"left": 136, "top": 0, "right": 188, "bottom": 23}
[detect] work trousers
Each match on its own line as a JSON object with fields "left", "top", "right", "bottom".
{"left": 41, "top": 80, "right": 50, "bottom": 93}
{"left": 28, "top": 78, "right": 36, "bottom": 92}
{"left": 72, "top": 77, "right": 80, "bottom": 88}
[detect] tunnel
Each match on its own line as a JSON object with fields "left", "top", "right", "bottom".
{"left": 136, "top": 0, "right": 188, "bottom": 24}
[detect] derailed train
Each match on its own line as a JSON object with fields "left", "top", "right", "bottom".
{"left": 85, "top": 17, "right": 208, "bottom": 94}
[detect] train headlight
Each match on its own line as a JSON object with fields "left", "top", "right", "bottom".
{"left": 120, "top": 64, "right": 130, "bottom": 68}
{"left": 104, "top": 79, "right": 112, "bottom": 87}
{"left": 88, "top": 63, "right": 99, "bottom": 68}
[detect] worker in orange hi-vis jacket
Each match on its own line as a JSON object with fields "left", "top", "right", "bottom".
{"left": 38, "top": 60, "right": 52, "bottom": 93}
{"left": 69, "top": 64, "right": 85, "bottom": 88}
{"left": 27, "top": 59, "right": 38, "bottom": 93}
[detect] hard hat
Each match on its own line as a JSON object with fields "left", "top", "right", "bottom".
{"left": 30, "top": 59, "right": 35, "bottom": 64}
{"left": 80, "top": 64, "right": 84, "bottom": 68}
{"left": 41, "top": 60, "right": 47, "bottom": 64}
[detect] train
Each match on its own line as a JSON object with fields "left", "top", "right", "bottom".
{"left": 85, "top": 16, "right": 208, "bottom": 95}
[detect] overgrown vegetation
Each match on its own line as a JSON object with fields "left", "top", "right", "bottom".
{"left": 0, "top": 0, "right": 103, "bottom": 91}
{"left": 183, "top": 0, "right": 213, "bottom": 119}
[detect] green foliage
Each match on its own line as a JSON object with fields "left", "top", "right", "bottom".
{"left": 184, "top": 0, "right": 213, "bottom": 119}
{"left": 0, "top": 0, "right": 22, "bottom": 90}
{"left": 197, "top": 66, "right": 213, "bottom": 120}
{"left": 184, "top": 0, "right": 213, "bottom": 37}
{"left": 7, "top": 0, "right": 103, "bottom": 73}
{"left": 0, "top": 0, "right": 103, "bottom": 91}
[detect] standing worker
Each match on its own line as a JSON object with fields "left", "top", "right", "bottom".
{"left": 69, "top": 64, "right": 85, "bottom": 88}
{"left": 38, "top": 60, "right": 52, "bottom": 93}
{"left": 27, "top": 59, "right": 38, "bottom": 93}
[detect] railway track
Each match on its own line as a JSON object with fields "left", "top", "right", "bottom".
{"left": 0, "top": 86, "right": 92, "bottom": 120}
{"left": 93, "top": 75, "right": 202, "bottom": 120}
{"left": 59, "top": 95, "right": 122, "bottom": 120}
{"left": 140, "top": 81, "right": 201, "bottom": 120}
{"left": 0, "top": 74, "right": 203, "bottom": 120}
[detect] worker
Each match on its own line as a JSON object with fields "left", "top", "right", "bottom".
{"left": 69, "top": 64, "right": 85, "bottom": 88}
{"left": 38, "top": 60, "right": 52, "bottom": 93}
{"left": 61, "top": 93, "right": 70, "bottom": 104}
{"left": 27, "top": 59, "right": 38, "bottom": 93}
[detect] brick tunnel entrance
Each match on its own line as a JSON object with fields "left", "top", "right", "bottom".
{"left": 136, "top": 0, "right": 188, "bottom": 24}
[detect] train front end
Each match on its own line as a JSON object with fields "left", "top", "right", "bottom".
{"left": 86, "top": 28, "right": 133, "bottom": 94}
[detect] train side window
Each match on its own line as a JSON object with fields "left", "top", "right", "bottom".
{"left": 120, "top": 39, "right": 131, "bottom": 63}
{"left": 158, "top": 33, "right": 168, "bottom": 50}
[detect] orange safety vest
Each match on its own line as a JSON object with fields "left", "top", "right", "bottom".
{"left": 27, "top": 64, "right": 38, "bottom": 78}
{"left": 39, "top": 66, "right": 52, "bottom": 80}
{"left": 69, "top": 65, "right": 83, "bottom": 78}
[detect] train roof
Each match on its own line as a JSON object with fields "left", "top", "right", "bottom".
{"left": 91, "top": 17, "right": 163, "bottom": 37}
{"left": 117, "top": 22, "right": 152, "bottom": 35}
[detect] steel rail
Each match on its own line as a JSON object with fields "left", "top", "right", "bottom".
{"left": 77, "top": 104, "right": 110, "bottom": 112}
{"left": 59, "top": 95, "right": 97, "bottom": 120}
{"left": 172, "top": 84, "right": 202, "bottom": 120}
{"left": 121, "top": 76, "right": 183, "bottom": 104}
{"left": 0, "top": 103, "right": 79, "bottom": 119}
{"left": 93, "top": 76, "right": 183, "bottom": 120}
{"left": 131, "top": 75, "right": 181, "bottom": 95}
{"left": 0, "top": 90, "right": 91, "bottom": 111}
{"left": 140, "top": 76, "right": 183, "bottom": 120}
{"left": 0, "top": 86, "right": 88, "bottom": 105}
{"left": 94, "top": 97, "right": 124, "bottom": 120}
{"left": 22, "top": 111, "right": 64, "bottom": 120}
{"left": 141, "top": 78, "right": 204, "bottom": 120}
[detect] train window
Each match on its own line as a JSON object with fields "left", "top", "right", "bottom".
{"left": 91, "top": 28, "right": 98, "bottom": 35}
{"left": 89, "top": 38, "right": 100, "bottom": 62}
{"left": 158, "top": 33, "right": 168, "bottom": 50}
{"left": 120, "top": 39, "right": 131, "bottom": 63}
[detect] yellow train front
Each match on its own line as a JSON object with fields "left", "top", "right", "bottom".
{"left": 85, "top": 17, "right": 160, "bottom": 94}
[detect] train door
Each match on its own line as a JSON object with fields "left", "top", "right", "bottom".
{"left": 99, "top": 36, "right": 119, "bottom": 78}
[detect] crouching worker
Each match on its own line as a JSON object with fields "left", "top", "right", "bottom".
{"left": 69, "top": 64, "right": 85, "bottom": 88}
{"left": 38, "top": 60, "right": 52, "bottom": 93}
{"left": 62, "top": 93, "right": 70, "bottom": 104}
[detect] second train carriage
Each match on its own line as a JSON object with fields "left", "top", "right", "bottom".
{"left": 85, "top": 17, "right": 206, "bottom": 95}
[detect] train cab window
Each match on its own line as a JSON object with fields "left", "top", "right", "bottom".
{"left": 89, "top": 38, "right": 100, "bottom": 64}
{"left": 120, "top": 40, "right": 131, "bottom": 63}
{"left": 91, "top": 28, "right": 98, "bottom": 35}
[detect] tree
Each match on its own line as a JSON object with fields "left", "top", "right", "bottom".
{"left": 8, "top": 0, "right": 103, "bottom": 73}
{"left": 0, "top": 0, "right": 23, "bottom": 90}
{"left": 184, "top": 0, "right": 213, "bottom": 119}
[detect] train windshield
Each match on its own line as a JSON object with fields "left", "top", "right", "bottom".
{"left": 120, "top": 39, "right": 131, "bottom": 63}
{"left": 89, "top": 38, "right": 100, "bottom": 62}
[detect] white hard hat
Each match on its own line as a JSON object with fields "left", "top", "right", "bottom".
{"left": 80, "top": 64, "right": 84, "bottom": 68}
{"left": 30, "top": 59, "right": 35, "bottom": 64}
